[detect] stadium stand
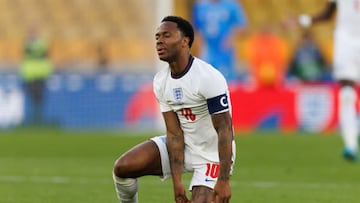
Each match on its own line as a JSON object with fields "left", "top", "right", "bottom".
{"left": 0, "top": 0, "right": 157, "bottom": 71}
{"left": 0, "top": 0, "right": 333, "bottom": 72}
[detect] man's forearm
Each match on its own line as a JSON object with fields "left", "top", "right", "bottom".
{"left": 212, "top": 112, "right": 234, "bottom": 180}
{"left": 312, "top": 1, "right": 336, "bottom": 23}
{"left": 218, "top": 130, "right": 233, "bottom": 180}
{"left": 166, "top": 132, "right": 185, "bottom": 183}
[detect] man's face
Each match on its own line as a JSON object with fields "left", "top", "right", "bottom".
{"left": 155, "top": 21, "right": 185, "bottom": 62}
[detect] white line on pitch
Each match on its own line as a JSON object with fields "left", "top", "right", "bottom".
{"left": 0, "top": 175, "right": 358, "bottom": 189}
{"left": 0, "top": 175, "right": 110, "bottom": 184}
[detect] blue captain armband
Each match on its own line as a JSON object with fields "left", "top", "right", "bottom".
{"left": 207, "top": 93, "right": 229, "bottom": 114}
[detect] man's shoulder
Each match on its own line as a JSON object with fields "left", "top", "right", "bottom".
{"left": 154, "top": 67, "right": 169, "bottom": 80}
{"left": 192, "top": 57, "right": 212, "bottom": 69}
{"left": 153, "top": 68, "right": 169, "bottom": 90}
{"left": 193, "top": 57, "right": 225, "bottom": 77}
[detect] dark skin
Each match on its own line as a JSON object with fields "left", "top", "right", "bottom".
{"left": 156, "top": 20, "right": 191, "bottom": 203}
{"left": 310, "top": 1, "right": 336, "bottom": 24}
{"left": 114, "top": 21, "right": 233, "bottom": 203}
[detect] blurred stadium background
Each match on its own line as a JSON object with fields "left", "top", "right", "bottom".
{"left": 2, "top": 1, "right": 360, "bottom": 203}
{"left": 0, "top": 0, "right": 338, "bottom": 132}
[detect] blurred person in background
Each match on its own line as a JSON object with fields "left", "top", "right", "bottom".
{"left": 244, "top": 25, "right": 289, "bottom": 89}
{"left": 113, "top": 16, "right": 235, "bottom": 203}
{"left": 287, "top": 30, "right": 331, "bottom": 83}
{"left": 20, "top": 24, "right": 53, "bottom": 126}
{"left": 288, "top": 0, "right": 360, "bottom": 161}
{"left": 192, "top": 0, "right": 247, "bottom": 82}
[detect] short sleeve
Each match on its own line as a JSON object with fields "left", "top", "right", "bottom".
{"left": 199, "top": 68, "right": 230, "bottom": 114}
{"left": 200, "top": 69, "right": 228, "bottom": 99}
{"left": 153, "top": 73, "right": 172, "bottom": 112}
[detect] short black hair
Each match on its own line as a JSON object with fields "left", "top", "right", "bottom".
{"left": 161, "top": 16, "right": 194, "bottom": 48}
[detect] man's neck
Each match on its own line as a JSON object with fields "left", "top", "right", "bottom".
{"left": 170, "top": 54, "right": 193, "bottom": 79}
{"left": 169, "top": 53, "right": 191, "bottom": 75}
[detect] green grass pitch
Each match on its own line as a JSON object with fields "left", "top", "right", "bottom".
{"left": 0, "top": 128, "right": 360, "bottom": 203}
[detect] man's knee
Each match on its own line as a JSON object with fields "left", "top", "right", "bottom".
{"left": 113, "top": 155, "right": 132, "bottom": 178}
{"left": 191, "top": 186, "right": 214, "bottom": 203}
{"left": 113, "top": 140, "right": 163, "bottom": 178}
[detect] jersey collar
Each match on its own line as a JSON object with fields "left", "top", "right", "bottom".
{"left": 171, "top": 55, "right": 194, "bottom": 79}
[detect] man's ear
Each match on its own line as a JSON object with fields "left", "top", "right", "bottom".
{"left": 182, "top": 37, "right": 190, "bottom": 48}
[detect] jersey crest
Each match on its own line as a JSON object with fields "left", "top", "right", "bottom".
{"left": 173, "top": 87, "right": 183, "bottom": 102}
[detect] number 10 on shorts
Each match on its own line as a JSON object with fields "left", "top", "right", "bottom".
{"left": 205, "top": 163, "right": 219, "bottom": 179}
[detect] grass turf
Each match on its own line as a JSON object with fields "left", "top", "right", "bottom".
{"left": 0, "top": 128, "right": 359, "bottom": 203}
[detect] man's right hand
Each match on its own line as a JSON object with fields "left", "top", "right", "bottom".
{"left": 173, "top": 182, "right": 190, "bottom": 203}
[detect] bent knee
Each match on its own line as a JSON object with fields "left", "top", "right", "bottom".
{"left": 113, "top": 156, "right": 133, "bottom": 178}
{"left": 191, "top": 186, "right": 214, "bottom": 203}
{"left": 113, "top": 140, "right": 162, "bottom": 178}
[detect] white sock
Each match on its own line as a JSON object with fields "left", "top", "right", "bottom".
{"left": 339, "top": 86, "right": 358, "bottom": 153}
{"left": 113, "top": 173, "right": 138, "bottom": 203}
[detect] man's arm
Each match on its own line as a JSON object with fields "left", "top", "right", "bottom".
{"left": 162, "top": 111, "right": 189, "bottom": 203}
{"left": 312, "top": 1, "right": 337, "bottom": 23}
{"left": 211, "top": 111, "right": 233, "bottom": 202}
{"left": 298, "top": 1, "right": 336, "bottom": 27}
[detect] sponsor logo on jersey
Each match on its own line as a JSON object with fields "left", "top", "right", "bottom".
{"left": 205, "top": 178, "right": 216, "bottom": 182}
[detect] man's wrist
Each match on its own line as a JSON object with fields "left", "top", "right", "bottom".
{"left": 218, "top": 177, "right": 230, "bottom": 181}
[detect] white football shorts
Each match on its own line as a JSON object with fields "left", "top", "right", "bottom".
{"left": 150, "top": 135, "right": 235, "bottom": 191}
{"left": 333, "top": 31, "right": 360, "bottom": 82}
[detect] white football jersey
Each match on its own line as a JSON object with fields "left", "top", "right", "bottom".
{"left": 332, "top": 0, "right": 360, "bottom": 37}
{"left": 153, "top": 55, "right": 232, "bottom": 163}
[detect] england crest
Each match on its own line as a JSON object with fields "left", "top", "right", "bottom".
{"left": 173, "top": 87, "right": 183, "bottom": 102}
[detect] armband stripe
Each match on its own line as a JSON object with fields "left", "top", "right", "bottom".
{"left": 207, "top": 93, "right": 229, "bottom": 114}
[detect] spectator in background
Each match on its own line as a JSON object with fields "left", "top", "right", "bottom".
{"left": 287, "top": 31, "right": 331, "bottom": 82}
{"left": 286, "top": 0, "right": 360, "bottom": 161}
{"left": 192, "top": 0, "right": 247, "bottom": 82}
{"left": 244, "top": 25, "right": 289, "bottom": 89}
{"left": 20, "top": 24, "right": 53, "bottom": 126}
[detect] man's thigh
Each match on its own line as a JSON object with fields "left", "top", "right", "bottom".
{"left": 191, "top": 186, "right": 213, "bottom": 203}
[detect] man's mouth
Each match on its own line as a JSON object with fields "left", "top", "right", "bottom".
{"left": 157, "top": 47, "right": 166, "bottom": 55}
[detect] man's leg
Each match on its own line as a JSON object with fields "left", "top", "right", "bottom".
{"left": 338, "top": 84, "right": 358, "bottom": 160}
{"left": 188, "top": 162, "right": 220, "bottom": 203}
{"left": 113, "top": 140, "right": 163, "bottom": 203}
{"left": 191, "top": 186, "right": 214, "bottom": 203}
{"left": 112, "top": 175, "right": 138, "bottom": 203}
